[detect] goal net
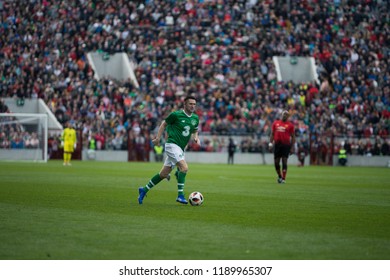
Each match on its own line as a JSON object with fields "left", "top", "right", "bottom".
{"left": 0, "top": 113, "right": 48, "bottom": 162}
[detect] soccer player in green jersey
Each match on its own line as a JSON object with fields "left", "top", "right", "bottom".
{"left": 138, "top": 95, "right": 200, "bottom": 205}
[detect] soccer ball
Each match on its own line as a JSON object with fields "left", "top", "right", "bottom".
{"left": 188, "top": 191, "right": 204, "bottom": 206}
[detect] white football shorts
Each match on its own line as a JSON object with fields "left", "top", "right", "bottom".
{"left": 164, "top": 143, "right": 185, "bottom": 167}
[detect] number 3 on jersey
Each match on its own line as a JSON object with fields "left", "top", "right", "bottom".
{"left": 182, "top": 125, "right": 190, "bottom": 137}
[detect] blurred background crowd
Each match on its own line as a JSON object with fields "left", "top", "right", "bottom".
{"left": 0, "top": 0, "right": 389, "bottom": 160}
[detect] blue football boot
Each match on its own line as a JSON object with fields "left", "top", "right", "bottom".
{"left": 176, "top": 195, "right": 188, "bottom": 204}
{"left": 138, "top": 187, "right": 147, "bottom": 204}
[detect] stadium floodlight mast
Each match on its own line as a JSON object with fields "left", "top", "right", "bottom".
{"left": 0, "top": 113, "right": 48, "bottom": 162}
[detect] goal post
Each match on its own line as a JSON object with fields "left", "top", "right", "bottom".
{"left": 0, "top": 113, "right": 48, "bottom": 162}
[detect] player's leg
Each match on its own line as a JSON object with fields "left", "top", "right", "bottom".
{"left": 166, "top": 167, "right": 179, "bottom": 182}
{"left": 63, "top": 143, "right": 73, "bottom": 165}
{"left": 63, "top": 146, "right": 70, "bottom": 165}
{"left": 175, "top": 160, "right": 188, "bottom": 204}
{"left": 68, "top": 151, "right": 73, "bottom": 165}
{"left": 63, "top": 143, "right": 67, "bottom": 165}
{"left": 275, "top": 157, "right": 283, "bottom": 183}
{"left": 138, "top": 143, "right": 178, "bottom": 204}
{"left": 281, "top": 157, "right": 288, "bottom": 182}
{"left": 153, "top": 143, "right": 188, "bottom": 204}
{"left": 281, "top": 144, "right": 291, "bottom": 182}
{"left": 174, "top": 168, "right": 179, "bottom": 180}
{"left": 274, "top": 145, "right": 283, "bottom": 183}
{"left": 138, "top": 165, "right": 171, "bottom": 203}
{"left": 165, "top": 143, "right": 188, "bottom": 204}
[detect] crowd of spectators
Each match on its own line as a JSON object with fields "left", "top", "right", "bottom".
{"left": 0, "top": 0, "right": 389, "bottom": 157}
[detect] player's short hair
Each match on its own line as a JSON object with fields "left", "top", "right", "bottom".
{"left": 184, "top": 95, "right": 196, "bottom": 102}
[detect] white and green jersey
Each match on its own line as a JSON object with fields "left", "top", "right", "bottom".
{"left": 165, "top": 110, "right": 199, "bottom": 150}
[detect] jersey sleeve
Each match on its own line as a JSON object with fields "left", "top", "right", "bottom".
{"left": 192, "top": 115, "right": 199, "bottom": 132}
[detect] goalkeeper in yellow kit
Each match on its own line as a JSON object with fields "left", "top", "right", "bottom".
{"left": 61, "top": 121, "right": 77, "bottom": 166}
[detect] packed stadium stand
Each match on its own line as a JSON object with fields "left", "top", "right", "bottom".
{"left": 0, "top": 0, "right": 389, "bottom": 163}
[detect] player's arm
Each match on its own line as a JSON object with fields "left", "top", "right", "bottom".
{"left": 73, "top": 130, "right": 77, "bottom": 148}
{"left": 60, "top": 130, "right": 65, "bottom": 147}
{"left": 269, "top": 130, "right": 274, "bottom": 151}
{"left": 290, "top": 129, "right": 296, "bottom": 154}
{"left": 152, "top": 120, "right": 167, "bottom": 146}
{"left": 192, "top": 130, "right": 199, "bottom": 145}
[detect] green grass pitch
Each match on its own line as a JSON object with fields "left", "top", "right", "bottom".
{"left": 0, "top": 161, "right": 389, "bottom": 260}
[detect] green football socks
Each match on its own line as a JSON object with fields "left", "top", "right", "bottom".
{"left": 144, "top": 173, "right": 163, "bottom": 193}
{"left": 177, "top": 171, "right": 186, "bottom": 196}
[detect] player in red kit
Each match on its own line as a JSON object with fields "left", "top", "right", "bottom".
{"left": 269, "top": 110, "right": 296, "bottom": 183}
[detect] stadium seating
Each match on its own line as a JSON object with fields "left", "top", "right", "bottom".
{"left": 0, "top": 0, "right": 388, "bottom": 156}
